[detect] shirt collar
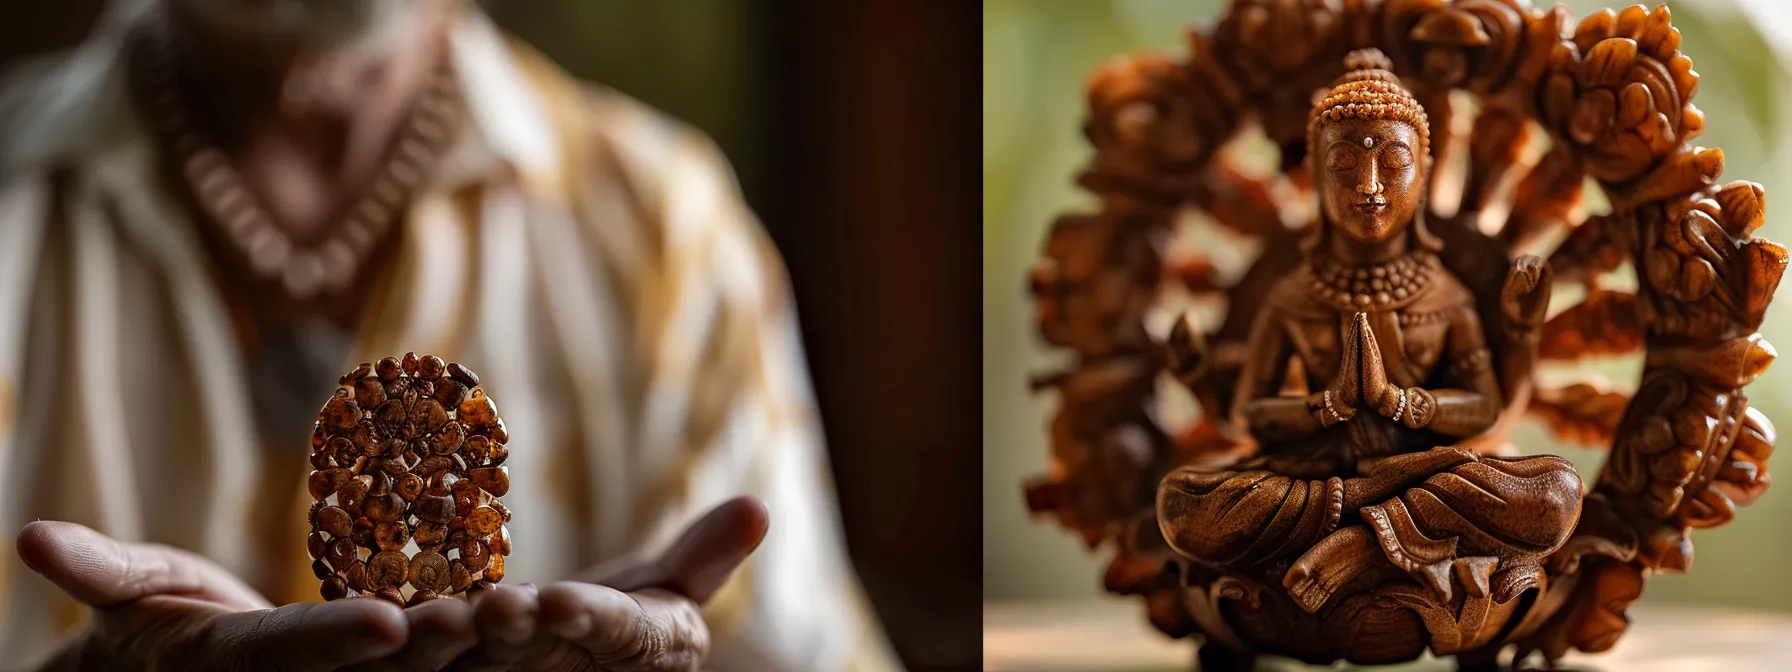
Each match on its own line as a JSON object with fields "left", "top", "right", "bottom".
{"left": 436, "top": 7, "right": 566, "bottom": 192}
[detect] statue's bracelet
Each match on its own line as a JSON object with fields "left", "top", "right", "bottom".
{"left": 1319, "top": 390, "right": 1348, "bottom": 426}
{"left": 1400, "top": 387, "right": 1435, "bottom": 428}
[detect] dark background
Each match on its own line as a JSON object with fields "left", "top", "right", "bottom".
{"left": 0, "top": 2, "right": 981, "bottom": 670}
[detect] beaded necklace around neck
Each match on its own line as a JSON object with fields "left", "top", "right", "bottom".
{"left": 1306, "top": 249, "right": 1439, "bottom": 313}
{"left": 128, "top": 14, "right": 464, "bottom": 301}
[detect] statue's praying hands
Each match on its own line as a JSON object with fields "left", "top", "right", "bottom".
{"left": 1311, "top": 311, "right": 1491, "bottom": 437}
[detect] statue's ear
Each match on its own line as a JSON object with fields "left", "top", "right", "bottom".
{"left": 1411, "top": 148, "right": 1445, "bottom": 252}
{"left": 1300, "top": 206, "right": 1326, "bottom": 254}
{"left": 1300, "top": 223, "right": 1324, "bottom": 254}
{"left": 1300, "top": 130, "right": 1333, "bottom": 255}
{"left": 1412, "top": 205, "right": 1445, "bottom": 253}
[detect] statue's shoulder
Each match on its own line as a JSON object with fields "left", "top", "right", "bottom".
{"left": 1263, "top": 263, "right": 1332, "bottom": 321}
{"left": 1406, "top": 262, "right": 1480, "bottom": 319}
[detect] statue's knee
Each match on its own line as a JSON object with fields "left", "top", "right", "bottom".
{"left": 1536, "top": 459, "right": 1585, "bottom": 540}
{"left": 1156, "top": 481, "right": 1246, "bottom": 564}
{"left": 1468, "top": 455, "right": 1585, "bottom": 548}
{"left": 1540, "top": 457, "right": 1584, "bottom": 505}
{"left": 1157, "top": 470, "right": 1275, "bottom": 565}
{"left": 1503, "top": 455, "right": 1584, "bottom": 513}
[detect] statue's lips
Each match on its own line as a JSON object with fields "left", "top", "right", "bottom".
{"left": 1354, "top": 200, "right": 1388, "bottom": 213}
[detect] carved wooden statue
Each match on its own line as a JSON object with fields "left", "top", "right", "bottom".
{"left": 1022, "top": 3, "right": 1784, "bottom": 671}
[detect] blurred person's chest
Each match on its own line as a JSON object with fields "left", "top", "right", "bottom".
{"left": 0, "top": 16, "right": 658, "bottom": 618}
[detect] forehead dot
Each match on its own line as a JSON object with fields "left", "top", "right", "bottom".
{"left": 1362, "top": 136, "right": 1374, "bottom": 149}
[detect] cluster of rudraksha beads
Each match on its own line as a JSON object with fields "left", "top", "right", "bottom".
{"left": 306, "top": 353, "right": 512, "bottom": 606}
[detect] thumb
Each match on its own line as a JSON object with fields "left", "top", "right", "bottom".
{"left": 601, "top": 496, "right": 770, "bottom": 603}
{"left": 214, "top": 599, "right": 409, "bottom": 672}
{"left": 16, "top": 521, "right": 268, "bottom": 610}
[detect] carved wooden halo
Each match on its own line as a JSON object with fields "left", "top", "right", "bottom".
{"left": 1024, "top": 0, "right": 1786, "bottom": 658}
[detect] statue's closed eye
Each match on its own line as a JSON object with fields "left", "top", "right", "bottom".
{"left": 1326, "top": 149, "right": 1358, "bottom": 172}
{"left": 1381, "top": 145, "right": 1414, "bottom": 169}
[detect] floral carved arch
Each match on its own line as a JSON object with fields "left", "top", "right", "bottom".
{"left": 1023, "top": 1, "right": 1785, "bottom": 662}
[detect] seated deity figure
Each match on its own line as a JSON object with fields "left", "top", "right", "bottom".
{"left": 1156, "top": 50, "right": 1584, "bottom": 612}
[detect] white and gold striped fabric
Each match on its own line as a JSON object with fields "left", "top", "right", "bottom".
{"left": 0, "top": 4, "right": 898, "bottom": 670}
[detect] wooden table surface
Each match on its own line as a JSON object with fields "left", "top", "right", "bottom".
{"left": 984, "top": 599, "right": 1792, "bottom": 671}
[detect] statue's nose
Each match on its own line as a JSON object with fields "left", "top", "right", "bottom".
{"left": 1356, "top": 180, "right": 1384, "bottom": 196}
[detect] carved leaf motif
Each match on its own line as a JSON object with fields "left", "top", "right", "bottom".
{"left": 1545, "top": 215, "right": 1625, "bottom": 286}
{"left": 1411, "top": 8, "right": 1489, "bottom": 46}
{"left": 1215, "top": 0, "right": 1348, "bottom": 92}
{"left": 1031, "top": 214, "right": 1161, "bottom": 357}
{"left": 1647, "top": 334, "right": 1777, "bottom": 392}
{"left": 1745, "top": 240, "right": 1789, "bottom": 330}
{"left": 1175, "top": 258, "right": 1222, "bottom": 294}
{"left": 1713, "top": 181, "right": 1766, "bottom": 237}
{"left": 1566, "top": 560, "right": 1644, "bottom": 652}
{"left": 1571, "top": 8, "right": 1617, "bottom": 53}
{"left": 1528, "top": 383, "right": 1632, "bottom": 448}
{"left": 1080, "top": 54, "right": 1233, "bottom": 217}
{"left": 1541, "top": 6, "right": 1696, "bottom": 185}
{"left": 1508, "top": 5, "right": 1575, "bottom": 100}
{"left": 1679, "top": 486, "right": 1736, "bottom": 530}
{"left": 1086, "top": 54, "right": 1200, "bottom": 160}
{"left": 1647, "top": 210, "right": 1718, "bottom": 305}
{"left": 1190, "top": 159, "right": 1288, "bottom": 239}
{"left": 1584, "top": 39, "right": 1637, "bottom": 88}
{"left": 1461, "top": 105, "right": 1531, "bottom": 216}
{"left": 1635, "top": 182, "right": 1787, "bottom": 341}
{"left": 1504, "top": 145, "right": 1588, "bottom": 250}
{"left": 1569, "top": 88, "right": 1615, "bottom": 144}
{"left": 1539, "top": 290, "right": 1642, "bottom": 360}
{"left": 1610, "top": 146, "right": 1723, "bottom": 211}
{"left": 1380, "top": 0, "right": 1537, "bottom": 95}
{"left": 1026, "top": 357, "right": 1167, "bottom": 548}
{"left": 1615, "top": 81, "right": 1650, "bottom": 128}
{"left": 1715, "top": 406, "right": 1776, "bottom": 506}
{"left": 1599, "top": 371, "right": 1690, "bottom": 512}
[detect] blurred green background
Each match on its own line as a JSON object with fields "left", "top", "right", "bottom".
{"left": 984, "top": 0, "right": 1792, "bottom": 613}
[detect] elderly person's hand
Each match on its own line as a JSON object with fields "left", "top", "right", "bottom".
{"left": 17, "top": 521, "right": 477, "bottom": 671}
{"left": 447, "top": 496, "right": 769, "bottom": 671}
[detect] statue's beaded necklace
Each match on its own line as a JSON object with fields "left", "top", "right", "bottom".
{"left": 1306, "top": 250, "right": 1440, "bottom": 313}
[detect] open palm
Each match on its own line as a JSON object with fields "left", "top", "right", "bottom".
{"left": 18, "top": 521, "right": 473, "bottom": 671}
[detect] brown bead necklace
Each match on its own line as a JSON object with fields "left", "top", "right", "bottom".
{"left": 1307, "top": 250, "right": 1439, "bottom": 313}
{"left": 128, "top": 18, "right": 463, "bottom": 300}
